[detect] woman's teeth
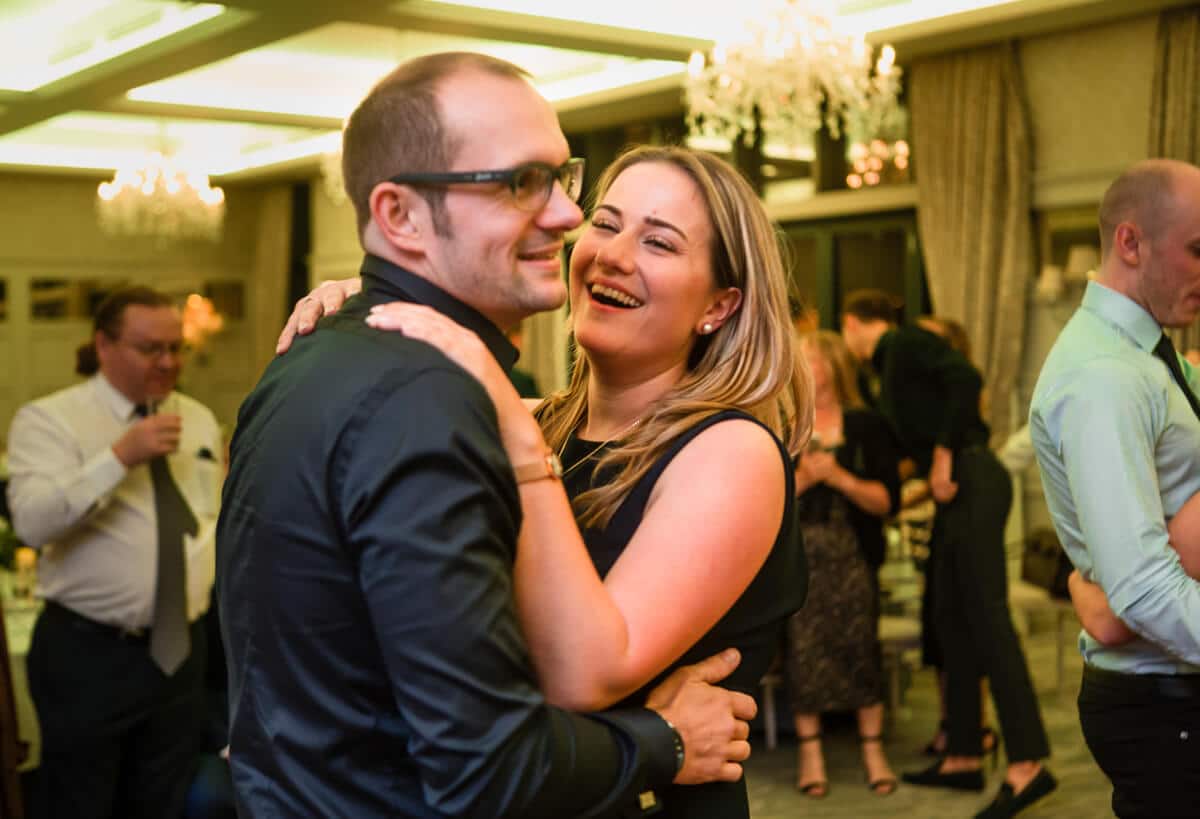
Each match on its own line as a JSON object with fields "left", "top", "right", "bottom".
{"left": 589, "top": 283, "right": 643, "bottom": 308}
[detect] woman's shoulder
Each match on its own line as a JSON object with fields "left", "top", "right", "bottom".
{"left": 673, "top": 409, "right": 786, "bottom": 457}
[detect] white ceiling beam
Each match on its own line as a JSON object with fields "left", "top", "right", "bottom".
{"left": 99, "top": 98, "right": 344, "bottom": 131}
{"left": 873, "top": 0, "right": 1194, "bottom": 58}
{"left": 354, "top": 1, "right": 709, "bottom": 62}
{"left": 0, "top": 1, "right": 391, "bottom": 138}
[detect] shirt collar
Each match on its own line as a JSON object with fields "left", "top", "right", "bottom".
{"left": 359, "top": 254, "right": 519, "bottom": 371}
{"left": 1079, "top": 279, "right": 1163, "bottom": 353}
{"left": 92, "top": 372, "right": 138, "bottom": 422}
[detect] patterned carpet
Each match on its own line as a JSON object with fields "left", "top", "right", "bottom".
{"left": 744, "top": 607, "right": 1115, "bottom": 818}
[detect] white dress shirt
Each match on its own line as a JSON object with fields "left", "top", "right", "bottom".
{"left": 6, "top": 374, "right": 223, "bottom": 630}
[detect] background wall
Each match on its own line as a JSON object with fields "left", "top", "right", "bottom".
{"left": 1023, "top": 14, "right": 1157, "bottom": 206}
{"left": 0, "top": 173, "right": 290, "bottom": 443}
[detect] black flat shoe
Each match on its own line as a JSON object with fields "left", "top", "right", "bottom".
{"left": 901, "top": 761, "right": 985, "bottom": 792}
{"left": 922, "top": 719, "right": 948, "bottom": 756}
{"left": 973, "top": 767, "right": 1057, "bottom": 818}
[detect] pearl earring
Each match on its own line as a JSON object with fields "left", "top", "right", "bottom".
{"left": 702, "top": 322, "right": 714, "bottom": 334}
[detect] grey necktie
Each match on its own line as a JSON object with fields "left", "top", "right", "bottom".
{"left": 137, "top": 404, "right": 198, "bottom": 674}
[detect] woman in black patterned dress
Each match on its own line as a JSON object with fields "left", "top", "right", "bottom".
{"left": 787, "top": 330, "right": 901, "bottom": 798}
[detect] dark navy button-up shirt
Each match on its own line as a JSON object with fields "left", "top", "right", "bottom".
{"left": 217, "top": 254, "right": 676, "bottom": 817}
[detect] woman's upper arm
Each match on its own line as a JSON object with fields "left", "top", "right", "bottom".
{"left": 601, "top": 419, "right": 787, "bottom": 689}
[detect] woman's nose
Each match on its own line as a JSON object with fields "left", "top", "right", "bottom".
{"left": 595, "top": 230, "right": 636, "bottom": 274}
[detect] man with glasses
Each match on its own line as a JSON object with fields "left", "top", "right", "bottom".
{"left": 218, "top": 51, "right": 753, "bottom": 818}
{"left": 6, "top": 285, "right": 223, "bottom": 819}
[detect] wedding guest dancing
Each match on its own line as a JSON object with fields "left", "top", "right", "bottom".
{"left": 275, "top": 140, "right": 811, "bottom": 818}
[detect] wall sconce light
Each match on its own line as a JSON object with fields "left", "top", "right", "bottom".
{"left": 1064, "top": 244, "right": 1099, "bottom": 284}
{"left": 1034, "top": 264, "right": 1065, "bottom": 304}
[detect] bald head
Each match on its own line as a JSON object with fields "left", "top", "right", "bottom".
{"left": 1098, "top": 159, "right": 1199, "bottom": 259}
{"left": 1097, "top": 158, "right": 1200, "bottom": 327}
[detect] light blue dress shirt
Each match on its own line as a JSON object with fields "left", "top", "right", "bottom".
{"left": 1031, "top": 280, "right": 1200, "bottom": 674}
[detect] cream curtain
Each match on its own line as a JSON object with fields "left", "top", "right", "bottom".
{"left": 249, "top": 186, "right": 294, "bottom": 376}
{"left": 523, "top": 304, "right": 571, "bottom": 397}
{"left": 910, "top": 43, "right": 1035, "bottom": 442}
{"left": 1150, "top": 5, "right": 1200, "bottom": 351}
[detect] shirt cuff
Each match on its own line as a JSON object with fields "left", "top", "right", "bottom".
{"left": 591, "top": 707, "right": 679, "bottom": 789}
{"left": 84, "top": 446, "right": 129, "bottom": 505}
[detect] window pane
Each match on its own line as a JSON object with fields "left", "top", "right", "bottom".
{"left": 834, "top": 229, "right": 907, "bottom": 313}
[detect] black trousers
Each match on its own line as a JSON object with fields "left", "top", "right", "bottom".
{"left": 1078, "top": 665, "right": 1200, "bottom": 819}
{"left": 26, "top": 602, "right": 206, "bottom": 819}
{"left": 932, "top": 448, "right": 1050, "bottom": 761}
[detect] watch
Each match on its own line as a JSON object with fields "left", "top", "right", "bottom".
{"left": 662, "top": 718, "right": 686, "bottom": 776}
{"left": 512, "top": 451, "right": 563, "bottom": 484}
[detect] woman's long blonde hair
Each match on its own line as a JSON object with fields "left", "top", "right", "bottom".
{"left": 800, "top": 330, "right": 864, "bottom": 410}
{"left": 538, "top": 145, "right": 813, "bottom": 528}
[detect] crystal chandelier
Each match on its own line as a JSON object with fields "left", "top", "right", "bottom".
{"left": 685, "top": 0, "right": 904, "bottom": 148}
{"left": 96, "top": 152, "right": 226, "bottom": 242}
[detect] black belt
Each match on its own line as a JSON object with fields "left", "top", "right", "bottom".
{"left": 43, "top": 600, "right": 151, "bottom": 645}
{"left": 1083, "top": 663, "right": 1200, "bottom": 700}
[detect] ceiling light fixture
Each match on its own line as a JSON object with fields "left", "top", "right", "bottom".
{"left": 684, "top": 0, "right": 904, "bottom": 148}
{"left": 96, "top": 152, "right": 225, "bottom": 242}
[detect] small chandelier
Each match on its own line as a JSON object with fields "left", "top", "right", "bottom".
{"left": 96, "top": 152, "right": 225, "bottom": 242}
{"left": 685, "top": 0, "right": 904, "bottom": 148}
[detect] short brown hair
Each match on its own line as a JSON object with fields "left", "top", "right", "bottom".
{"left": 1097, "top": 159, "right": 1179, "bottom": 259}
{"left": 341, "top": 51, "right": 531, "bottom": 237}
{"left": 76, "top": 286, "right": 175, "bottom": 376}
{"left": 842, "top": 288, "right": 902, "bottom": 324}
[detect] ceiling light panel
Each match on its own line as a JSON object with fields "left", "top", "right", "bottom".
{"left": 423, "top": 0, "right": 1025, "bottom": 38}
{"left": 0, "top": 0, "right": 226, "bottom": 93}
{"left": 127, "top": 22, "right": 684, "bottom": 120}
{"left": 0, "top": 112, "right": 329, "bottom": 173}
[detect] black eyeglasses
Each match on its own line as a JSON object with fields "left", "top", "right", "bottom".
{"left": 389, "top": 157, "right": 585, "bottom": 212}
{"left": 120, "top": 339, "right": 190, "bottom": 359}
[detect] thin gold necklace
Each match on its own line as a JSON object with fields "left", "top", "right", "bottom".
{"left": 558, "top": 418, "right": 641, "bottom": 480}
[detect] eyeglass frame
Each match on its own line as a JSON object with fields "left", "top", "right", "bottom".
{"left": 117, "top": 338, "right": 191, "bottom": 360}
{"left": 388, "top": 157, "right": 586, "bottom": 211}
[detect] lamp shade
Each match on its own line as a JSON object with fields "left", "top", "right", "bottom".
{"left": 1064, "top": 244, "right": 1099, "bottom": 283}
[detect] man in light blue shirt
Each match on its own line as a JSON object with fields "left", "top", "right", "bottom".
{"left": 1031, "top": 158, "right": 1200, "bottom": 819}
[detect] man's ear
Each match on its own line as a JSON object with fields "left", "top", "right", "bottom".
{"left": 1113, "top": 221, "right": 1142, "bottom": 268}
{"left": 93, "top": 329, "right": 115, "bottom": 368}
{"left": 369, "top": 182, "right": 430, "bottom": 256}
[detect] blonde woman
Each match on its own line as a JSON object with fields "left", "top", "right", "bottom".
{"left": 787, "top": 330, "right": 900, "bottom": 798}
{"left": 282, "top": 145, "right": 811, "bottom": 818}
